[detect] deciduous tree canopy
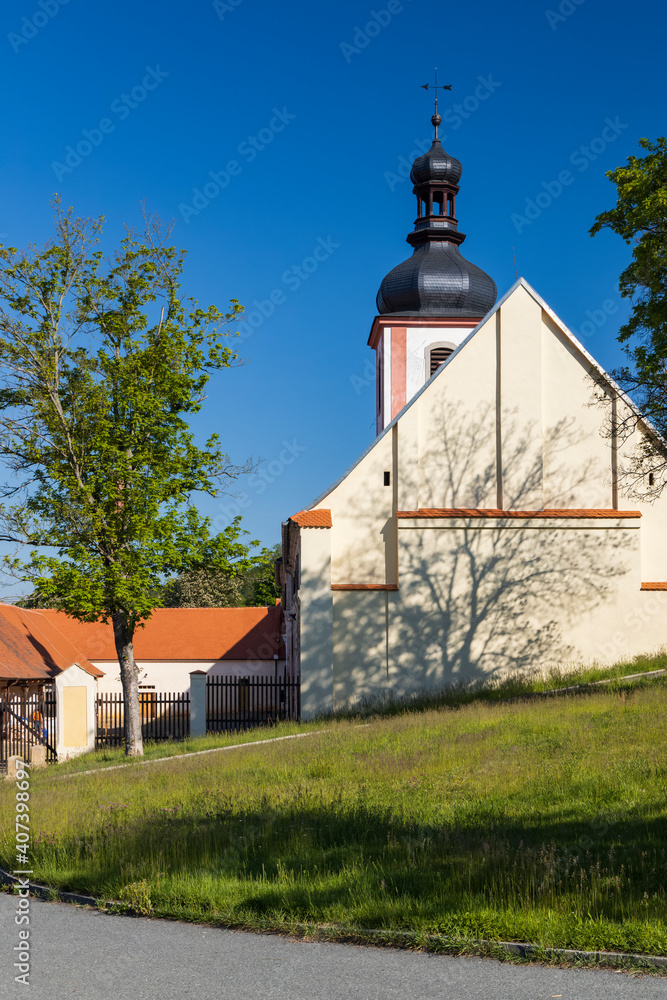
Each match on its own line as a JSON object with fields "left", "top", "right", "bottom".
{"left": 591, "top": 136, "right": 667, "bottom": 493}
{"left": 0, "top": 203, "right": 251, "bottom": 753}
{"left": 161, "top": 541, "right": 282, "bottom": 608}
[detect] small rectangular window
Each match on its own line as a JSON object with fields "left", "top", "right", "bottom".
{"left": 384, "top": 471, "right": 390, "bottom": 486}
{"left": 649, "top": 472, "right": 655, "bottom": 486}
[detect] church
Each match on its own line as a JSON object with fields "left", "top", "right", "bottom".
{"left": 278, "top": 102, "right": 667, "bottom": 718}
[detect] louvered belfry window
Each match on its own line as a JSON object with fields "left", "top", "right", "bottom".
{"left": 430, "top": 347, "right": 454, "bottom": 376}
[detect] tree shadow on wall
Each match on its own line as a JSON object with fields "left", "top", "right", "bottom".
{"left": 328, "top": 403, "right": 633, "bottom": 705}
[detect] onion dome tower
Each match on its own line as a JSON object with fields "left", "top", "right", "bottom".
{"left": 369, "top": 83, "right": 497, "bottom": 434}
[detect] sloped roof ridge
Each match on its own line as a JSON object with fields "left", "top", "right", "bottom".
{"left": 304, "top": 278, "right": 519, "bottom": 509}
{"left": 516, "top": 278, "right": 659, "bottom": 440}
{"left": 17, "top": 605, "right": 103, "bottom": 677}
{"left": 303, "top": 277, "right": 653, "bottom": 511}
{"left": 35, "top": 605, "right": 283, "bottom": 661}
{"left": 0, "top": 604, "right": 103, "bottom": 679}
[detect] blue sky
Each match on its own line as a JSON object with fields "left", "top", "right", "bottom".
{"left": 0, "top": 0, "right": 665, "bottom": 592}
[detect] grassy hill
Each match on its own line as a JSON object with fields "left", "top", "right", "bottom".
{"left": 1, "top": 665, "right": 666, "bottom": 959}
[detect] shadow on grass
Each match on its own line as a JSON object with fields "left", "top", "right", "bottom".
{"left": 36, "top": 792, "right": 667, "bottom": 952}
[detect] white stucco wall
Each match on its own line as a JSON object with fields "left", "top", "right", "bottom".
{"left": 326, "top": 515, "right": 667, "bottom": 709}
{"left": 637, "top": 498, "right": 667, "bottom": 582}
{"left": 418, "top": 316, "right": 499, "bottom": 509}
{"left": 405, "top": 325, "right": 472, "bottom": 399}
{"left": 95, "top": 658, "right": 286, "bottom": 694}
{"left": 393, "top": 515, "right": 652, "bottom": 689}
{"left": 327, "top": 428, "right": 396, "bottom": 586}
{"left": 298, "top": 527, "right": 334, "bottom": 718}
{"left": 300, "top": 280, "right": 667, "bottom": 712}
{"left": 333, "top": 589, "right": 387, "bottom": 706}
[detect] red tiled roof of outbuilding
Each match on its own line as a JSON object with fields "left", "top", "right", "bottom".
{"left": 0, "top": 605, "right": 103, "bottom": 680}
{"left": 37, "top": 606, "right": 285, "bottom": 662}
{"left": 290, "top": 509, "right": 332, "bottom": 527}
{"left": 396, "top": 508, "right": 642, "bottom": 519}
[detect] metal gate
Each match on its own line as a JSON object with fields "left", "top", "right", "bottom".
{"left": 206, "top": 673, "right": 300, "bottom": 733}
{"left": 0, "top": 685, "right": 57, "bottom": 766}
{"left": 96, "top": 691, "right": 190, "bottom": 747}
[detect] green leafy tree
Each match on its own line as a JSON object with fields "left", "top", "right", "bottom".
{"left": 241, "top": 543, "right": 282, "bottom": 606}
{"left": 162, "top": 569, "right": 243, "bottom": 608}
{"left": 161, "top": 540, "right": 282, "bottom": 608}
{"left": 15, "top": 591, "right": 61, "bottom": 609}
{"left": 0, "top": 203, "right": 251, "bottom": 754}
{"left": 590, "top": 137, "right": 667, "bottom": 492}
{"left": 162, "top": 566, "right": 243, "bottom": 608}
{"left": 591, "top": 136, "right": 667, "bottom": 354}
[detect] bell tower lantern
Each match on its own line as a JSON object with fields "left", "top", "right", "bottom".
{"left": 369, "top": 79, "right": 497, "bottom": 434}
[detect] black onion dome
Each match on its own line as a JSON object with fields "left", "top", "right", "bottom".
{"left": 376, "top": 117, "right": 496, "bottom": 318}
{"left": 410, "top": 139, "right": 462, "bottom": 186}
{"left": 376, "top": 243, "right": 497, "bottom": 318}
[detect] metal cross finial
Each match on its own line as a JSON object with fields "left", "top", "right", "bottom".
{"left": 421, "top": 67, "right": 452, "bottom": 139}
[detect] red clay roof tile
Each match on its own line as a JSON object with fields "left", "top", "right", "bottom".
{"left": 397, "top": 508, "right": 642, "bottom": 519}
{"left": 0, "top": 605, "right": 103, "bottom": 681}
{"left": 36, "top": 606, "right": 284, "bottom": 662}
{"left": 290, "top": 509, "right": 332, "bottom": 527}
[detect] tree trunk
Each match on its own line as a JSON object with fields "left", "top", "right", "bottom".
{"left": 112, "top": 610, "right": 144, "bottom": 756}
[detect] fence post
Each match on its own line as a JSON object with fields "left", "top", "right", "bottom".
{"left": 55, "top": 665, "right": 97, "bottom": 761}
{"left": 5, "top": 756, "right": 22, "bottom": 781}
{"left": 189, "top": 671, "right": 207, "bottom": 739}
{"left": 28, "top": 745, "right": 47, "bottom": 769}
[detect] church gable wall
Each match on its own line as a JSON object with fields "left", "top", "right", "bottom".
{"left": 414, "top": 315, "right": 499, "bottom": 510}
{"left": 296, "top": 282, "right": 667, "bottom": 714}
{"left": 325, "top": 425, "right": 396, "bottom": 586}
{"left": 540, "top": 312, "right": 614, "bottom": 509}
{"left": 613, "top": 404, "right": 667, "bottom": 584}
{"left": 497, "top": 289, "right": 545, "bottom": 509}
{"left": 404, "top": 324, "right": 475, "bottom": 401}
{"left": 636, "top": 489, "right": 667, "bottom": 584}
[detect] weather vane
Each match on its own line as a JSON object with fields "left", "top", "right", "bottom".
{"left": 421, "top": 67, "right": 451, "bottom": 139}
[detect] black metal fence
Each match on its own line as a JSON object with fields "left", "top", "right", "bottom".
{"left": 96, "top": 691, "right": 190, "bottom": 747}
{"left": 95, "top": 675, "right": 300, "bottom": 747}
{"left": 0, "top": 686, "right": 57, "bottom": 765}
{"left": 206, "top": 674, "right": 300, "bottom": 733}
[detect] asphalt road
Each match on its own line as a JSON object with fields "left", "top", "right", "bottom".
{"left": 1, "top": 895, "right": 665, "bottom": 1000}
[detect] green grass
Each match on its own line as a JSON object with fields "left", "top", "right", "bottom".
{"left": 50, "top": 651, "right": 667, "bottom": 779}
{"left": 2, "top": 662, "right": 666, "bottom": 961}
{"left": 323, "top": 651, "right": 667, "bottom": 720}
{"left": 52, "top": 718, "right": 323, "bottom": 776}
